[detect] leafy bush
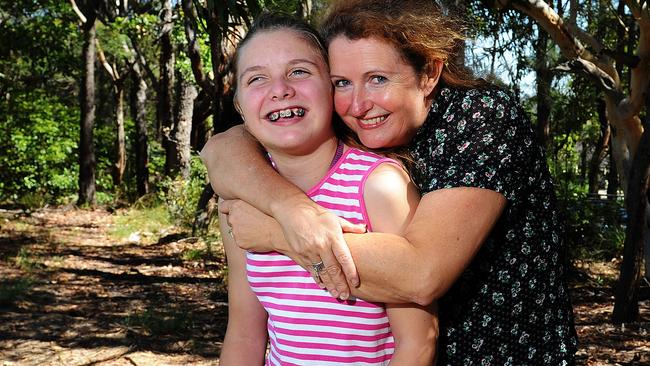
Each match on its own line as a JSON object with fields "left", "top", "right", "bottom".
{"left": 0, "top": 277, "right": 34, "bottom": 307}
{"left": 0, "top": 90, "right": 79, "bottom": 204}
{"left": 558, "top": 193, "right": 626, "bottom": 260}
{"left": 159, "top": 155, "right": 210, "bottom": 230}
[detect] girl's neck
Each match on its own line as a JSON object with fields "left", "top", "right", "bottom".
{"left": 267, "top": 136, "right": 343, "bottom": 192}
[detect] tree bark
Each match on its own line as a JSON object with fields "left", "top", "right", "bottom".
{"left": 534, "top": 24, "right": 552, "bottom": 147}
{"left": 170, "top": 74, "right": 197, "bottom": 179}
{"left": 96, "top": 39, "right": 127, "bottom": 187}
{"left": 588, "top": 99, "right": 611, "bottom": 195}
{"left": 78, "top": 16, "right": 97, "bottom": 206}
{"left": 607, "top": 139, "right": 620, "bottom": 197}
{"left": 113, "top": 85, "right": 126, "bottom": 186}
{"left": 612, "top": 111, "right": 650, "bottom": 323}
{"left": 160, "top": 0, "right": 176, "bottom": 175}
{"left": 130, "top": 61, "right": 149, "bottom": 197}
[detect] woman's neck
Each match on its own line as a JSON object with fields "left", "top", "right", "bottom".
{"left": 267, "top": 136, "right": 342, "bottom": 192}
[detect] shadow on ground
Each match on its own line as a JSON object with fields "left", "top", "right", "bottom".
{"left": 0, "top": 208, "right": 227, "bottom": 365}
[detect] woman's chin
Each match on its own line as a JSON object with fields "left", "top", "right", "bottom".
{"left": 358, "top": 135, "right": 391, "bottom": 149}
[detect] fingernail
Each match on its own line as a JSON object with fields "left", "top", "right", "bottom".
{"left": 330, "top": 290, "right": 339, "bottom": 298}
{"left": 339, "top": 292, "right": 349, "bottom": 300}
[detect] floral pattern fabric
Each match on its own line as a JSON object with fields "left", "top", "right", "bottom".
{"left": 408, "top": 85, "right": 577, "bottom": 365}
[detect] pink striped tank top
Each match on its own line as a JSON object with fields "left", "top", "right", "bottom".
{"left": 246, "top": 148, "right": 399, "bottom": 366}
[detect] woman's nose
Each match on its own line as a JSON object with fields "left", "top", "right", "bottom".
{"left": 350, "top": 88, "right": 372, "bottom": 117}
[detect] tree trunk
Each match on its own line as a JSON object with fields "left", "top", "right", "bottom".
{"left": 131, "top": 61, "right": 149, "bottom": 197}
{"left": 192, "top": 183, "right": 216, "bottom": 237}
{"left": 113, "top": 84, "right": 126, "bottom": 186}
{"left": 588, "top": 99, "right": 610, "bottom": 195}
{"left": 534, "top": 25, "right": 552, "bottom": 147}
{"left": 612, "top": 87, "right": 650, "bottom": 323}
{"left": 78, "top": 17, "right": 97, "bottom": 206}
{"left": 607, "top": 143, "right": 619, "bottom": 197}
{"left": 160, "top": 0, "right": 176, "bottom": 175}
{"left": 170, "top": 75, "right": 197, "bottom": 179}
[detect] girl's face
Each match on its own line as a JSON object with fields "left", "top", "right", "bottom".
{"left": 329, "top": 36, "right": 439, "bottom": 149}
{"left": 235, "top": 29, "right": 334, "bottom": 156}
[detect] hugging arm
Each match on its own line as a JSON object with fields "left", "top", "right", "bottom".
{"left": 200, "top": 126, "right": 365, "bottom": 298}
{"left": 222, "top": 187, "right": 506, "bottom": 305}
{"left": 218, "top": 210, "right": 268, "bottom": 366}
{"left": 362, "top": 163, "right": 438, "bottom": 365}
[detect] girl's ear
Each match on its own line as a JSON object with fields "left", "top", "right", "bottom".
{"left": 421, "top": 59, "right": 444, "bottom": 96}
{"left": 234, "top": 98, "right": 243, "bottom": 115}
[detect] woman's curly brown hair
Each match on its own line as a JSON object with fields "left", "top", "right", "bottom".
{"left": 320, "top": 0, "right": 482, "bottom": 89}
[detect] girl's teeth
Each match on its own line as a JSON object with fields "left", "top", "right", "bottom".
{"left": 268, "top": 108, "right": 305, "bottom": 121}
{"left": 293, "top": 108, "right": 305, "bottom": 116}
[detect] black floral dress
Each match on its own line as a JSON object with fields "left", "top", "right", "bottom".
{"left": 407, "top": 84, "right": 577, "bottom": 365}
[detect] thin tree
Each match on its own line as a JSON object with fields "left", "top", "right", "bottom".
{"left": 70, "top": 0, "right": 98, "bottom": 205}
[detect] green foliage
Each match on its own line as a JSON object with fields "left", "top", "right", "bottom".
{"left": 159, "top": 155, "right": 210, "bottom": 230}
{"left": 559, "top": 194, "right": 626, "bottom": 261}
{"left": 0, "top": 90, "right": 79, "bottom": 204}
{"left": 13, "top": 247, "right": 40, "bottom": 271}
{"left": 181, "top": 248, "right": 208, "bottom": 261}
{"left": 0, "top": 277, "right": 34, "bottom": 307}
{"left": 0, "top": 1, "right": 81, "bottom": 206}
{"left": 110, "top": 204, "right": 172, "bottom": 243}
{"left": 122, "top": 307, "right": 194, "bottom": 335}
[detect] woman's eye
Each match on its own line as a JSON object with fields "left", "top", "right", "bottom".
{"left": 333, "top": 79, "right": 351, "bottom": 88}
{"left": 370, "top": 75, "right": 387, "bottom": 84}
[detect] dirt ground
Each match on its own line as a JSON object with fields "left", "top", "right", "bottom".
{"left": 0, "top": 207, "right": 648, "bottom": 365}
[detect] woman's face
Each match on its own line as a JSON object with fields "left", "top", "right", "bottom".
{"left": 236, "top": 29, "right": 334, "bottom": 155}
{"left": 329, "top": 36, "right": 439, "bottom": 148}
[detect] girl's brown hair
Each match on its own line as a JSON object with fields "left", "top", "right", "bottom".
{"left": 231, "top": 12, "right": 329, "bottom": 94}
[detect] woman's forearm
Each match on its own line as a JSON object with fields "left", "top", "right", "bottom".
{"left": 345, "top": 232, "right": 439, "bottom": 304}
{"left": 200, "top": 125, "right": 307, "bottom": 215}
{"left": 347, "top": 188, "right": 506, "bottom": 305}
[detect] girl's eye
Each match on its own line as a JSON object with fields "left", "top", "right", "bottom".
{"left": 290, "top": 69, "right": 309, "bottom": 77}
{"left": 333, "top": 79, "right": 351, "bottom": 88}
{"left": 247, "top": 76, "right": 264, "bottom": 85}
{"left": 370, "top": 75, "right": 387, "bottom": 84}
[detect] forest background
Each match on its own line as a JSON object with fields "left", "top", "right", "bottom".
{"left": 0, "top": 0, "right": 649, "bottom": 364}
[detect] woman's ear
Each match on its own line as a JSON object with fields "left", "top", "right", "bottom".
{"left": 421, "top": 59, "right": 444, "bottom": 96}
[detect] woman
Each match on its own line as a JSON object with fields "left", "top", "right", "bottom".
{"left": 204, "top": 0, "right": 577, "bottom": 364}
{"left": 215, "top": 12, "right": 437, "bottom": 366}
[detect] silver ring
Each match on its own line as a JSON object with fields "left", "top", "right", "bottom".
{"left": 311, "top": 260, "right": 325, "bottom": 274}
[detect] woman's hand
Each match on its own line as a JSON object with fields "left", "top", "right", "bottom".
{"left": 220, "top": 198, "right": 366, "bottom": 300}
{"left": 274, "top": 200, "right": 367, "bottom": 299}
{"left": 219, "top": 199, "right": 277, "bottom": 252}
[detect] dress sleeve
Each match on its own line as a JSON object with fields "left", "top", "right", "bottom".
{"left": 420, "top": 89, "right": 544, "bottom": 202}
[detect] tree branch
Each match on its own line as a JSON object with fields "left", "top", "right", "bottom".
{"left": 129, "top": 35, "right": 159, "bottom": 90}
{"left": 181, "top": 0, "right": 212, "bottom": 92}
{"left": 96, "top": 38, "right": 118, "bottom": 82}
{"left": 69, "top": 0, "right": 87, "bottom": 24}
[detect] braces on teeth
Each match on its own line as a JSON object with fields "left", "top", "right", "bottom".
{"left": 269, "top": 108, "right": 305, "bottom": 122}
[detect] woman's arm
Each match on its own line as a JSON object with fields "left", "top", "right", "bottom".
{"left": 218, "top": 211, "right": 269, "bottom": 365}
{"left": 222, "top": 187, "right": 506, "bottom": 305}
{"left": 200, "top": 126, "right": 364, "bottom": 298}
{"left": 362, "top": 164, "right": 437, "bottom": 366}
{"left": 350, "top": 187, "right": 506, "bottom": 305}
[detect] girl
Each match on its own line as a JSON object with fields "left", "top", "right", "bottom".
{"left": 214, "top": 12, "right": 437, "bottom": 366}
